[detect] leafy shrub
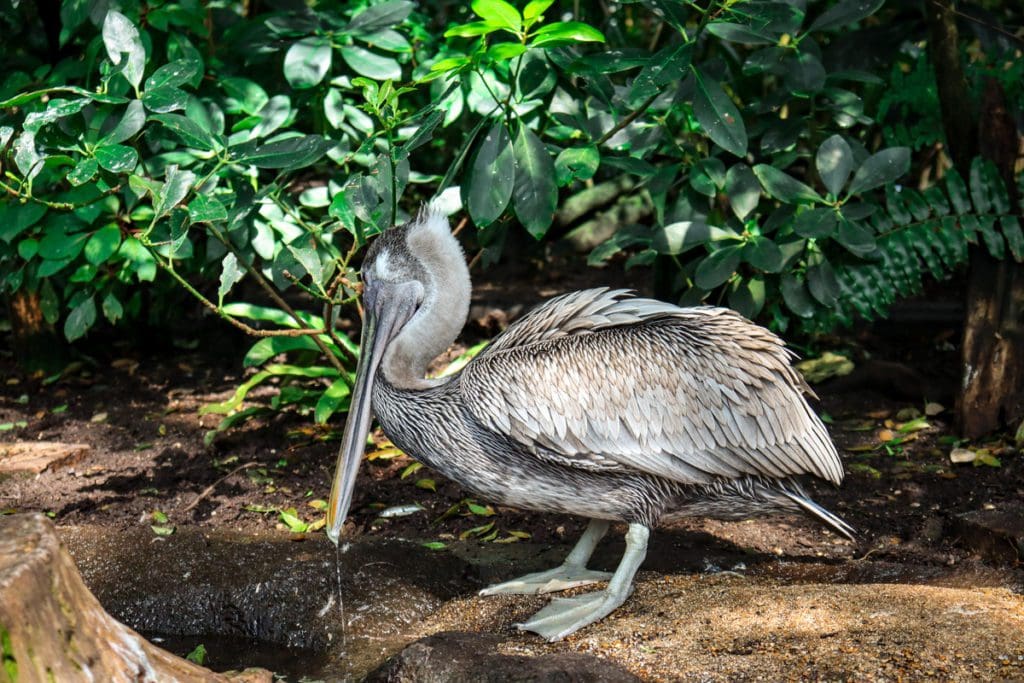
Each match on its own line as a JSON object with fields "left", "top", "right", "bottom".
{"left": 1, "top": 0, "right": 1021, "bottom": 428}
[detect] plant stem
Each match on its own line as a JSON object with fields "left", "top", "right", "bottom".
{"left": 207, "top": 224, "right": 347, "bottom": 373}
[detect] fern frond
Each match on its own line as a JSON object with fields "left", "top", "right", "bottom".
{"left": 825, "top": 158, "right": 1021, "bottom": 326}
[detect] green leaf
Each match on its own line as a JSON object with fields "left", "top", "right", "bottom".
{"left": 329, "top": 192, "right": 357, "bottom": 234}
{"left": 786, "top": 52, "right": 826, "bottom": 94}
{"left": 628, "top": 43, "right": 692, "bottom": 106}
{"left": 221, "top": 77, "right": 269, "bottom": 115}
{"left": 794, "top": 207, "right": 838, "bottom": 238}
{"left": 403, "top": 108, "right": 444, "bottom": 153}
{"left": 102, "top": 10, "right": 145, "bottom": 89}
{"left": 531, "top": 21, "right": 605, "bottom": 47}
{"left": 706, "top": 22, "right": 774, "bottom": 45}
{"left": 1001, "top": 215, "right": 1024, "bottom": 262}
{"left": 152, "top": 114, "right": 219, "bottom": 151}
{"left": 694, "top": 244, "right": 743, "bottom": 289}
{"left": 13, "top": 132, "right": 42, "bottom": 178}
{"left": 555, "top": 145, "right": 600, "bottom": 186}
{"left": 39, "top": 224, "right": 88, "bottom": 261}
{"left": 725, "top": 164, "right": 760, "bottom": 220}
{"left": 487, "top": 43, "right": 528, "bottom": 61}
{"left": 753, "top": 164, "right": 822, "bottom": 203}
{"left": 250, "top": 95, "right": 291, "bottom": 139}
{"left": 315, "top": 378, "right": 352, "bottom": 424}
{"left": 222, "top": 302, "right": 322, "bottom": 329}
{"left": 835, "top": 217, "right": 876, "bottom": 256}
{"left": 346, "top": 0, "right": 414, "bottom": 34}
{"left": 287, "top": 243, "right": 325, "bottom": 290}
{"left": 846, "top": 147, "right": 910, "bottom": 196}
{"left": 444, "top": 21, "right": 502, "bottom": 38}
{"left": 524, "top": 0, "right": 555, "bottom": 21}
{"left": 64, "top": 296, "right": 96, "bottom": 342}
{"left": 0, "top": 202, "right": 47, "bottom": 243}
{"left": 512, "top": 126, "right": 557, "bottom": 239}
{"left": 806, "top": 257, "right": 841, "bottom": 306}
{"left": 465, "top": 122, "right": 515, "bottom": 227}
{"left": 23, "top": 98, "right": 90, "bottom": 133}
{"left": 471, "top": 0, "right": 521, "bottom": 31}
{"left": 340, "top": 46, "right": 401, "bottom": 80}
{"left": 692, "top": 69, "right": 747, "bottom": 157}
{"left": 781, "top": 274, "right": 816, "bottom": 317}
{"left": 155, "top": 166, "right": 197, "bottom": 220}
{"left": 744, "top": 236, "right": 784, "bottom": 272}
{"left": 218, "top": 253, "right": 245, "bottom": 304}
{"left": 145, "top": 59, "right": 201, "bottom": 91}
{"left": 188, "top": 194, "right": 228, "bottom": 223}
{"left": 104, "top": 100, "right": 145, "bottom": 144}
{"left": 279, "top": 508, "right": 308, "bottom": 533}
{"left": 652, "top": 221, "right": 736, "bottom": 254}
{"left": 244, "top": 336, "right": 321, "bottom": 367}
{"left": 234, "top": 136, "right": 332, "bottom": 170}
{"left": 67, "top": 157, "right": 97, "bottom": 187}
{"left": 816, "top": 134, "right": 854, "bottom": 196}
{"left": 84, "top": 225, "right": 122, "bottom": 265}
{"left": 102, "top": 293, "right": 123, "bottom": 323}
{"left": 728, "top": 276, "right": 766, "bottom": 318}
{"left": 17, "top": 238, "right": 38, "bottom": 260}
{"left": 94, "top": 144, "right": 138, "bottom": 173}
{"left": 183, "top": 643, "right": 207, "bottom": 666}
{"left": 284, "top": 37, "right": 332, "bottom": 89}
{"left": 809, "top": 0, "right": 885, "bottom": 32}
{"left": 142, "top": 86, "right": 188, "bottom": 113}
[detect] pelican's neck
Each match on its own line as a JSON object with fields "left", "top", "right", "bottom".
{"left": 381, "top": 220, "right": 471, "bottom": 389}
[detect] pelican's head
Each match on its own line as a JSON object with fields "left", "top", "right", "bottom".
{"left": 325, "top": 209, "right": 470, "bottom": 544}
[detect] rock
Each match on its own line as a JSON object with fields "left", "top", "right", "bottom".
{"left": 952, "top": 504, "right": 1024, "bottom": 563}
{"left": 0, "top": 513, "right": 270, "bottom": 683}
{"left": 0, "top": 441, "right": 90, "bottom": 474}
{"left": 60, "top": 525, "right": 475, "bottom": 679}
{"left": 366, "top": 631, "right": 641, "bottom": 682}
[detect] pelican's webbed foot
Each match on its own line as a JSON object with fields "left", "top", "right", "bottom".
{"left": 480, "top": 565, "right": 612, "bottom": 596}
{"left": 479, "top": 519, "right": 611, "bottom": 596}
{"left": 517, "top": 523, "right": 650, "bottom": 642}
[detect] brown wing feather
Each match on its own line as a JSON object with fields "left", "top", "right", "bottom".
{"left": 460, "top": 291, "right": 842, "bottom": 486}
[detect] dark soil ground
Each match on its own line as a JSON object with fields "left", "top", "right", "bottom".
{"left": 2, "top": 254, "right": 1022, "bottom": 623}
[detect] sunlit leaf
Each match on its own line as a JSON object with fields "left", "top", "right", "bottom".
{"left": 465, "top": 121, "right": 514, "bottom": 226}
{"left": 846, "top": 147, "right": 910, "bottom": 196}
{"left": 102, "top": 10, "right": 145, "bottom": 89}
{"left": 694, "top": 244, "right": 743, "bottom": 289}
{"left": 692, "top": 68, "right": 747, "bottom": 157}
{"left": 816, "top": 134, "right": 854, "bottom": 196}
{"left": 284, "top": 37, "right": 332, "bottom": 89}
{"left": 512, "top": 125, "right": 557, "bottom": 239}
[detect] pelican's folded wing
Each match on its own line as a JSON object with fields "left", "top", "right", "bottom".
{"left": 460, "top": 290, "right": 843, "bottom": 486}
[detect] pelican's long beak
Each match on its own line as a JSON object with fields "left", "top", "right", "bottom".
{"left": 326, "top": 283, "right": 419, "bottom": 544}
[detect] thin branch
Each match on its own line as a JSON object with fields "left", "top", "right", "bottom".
{"left": 207, "top": 225, "right": 348, "bottom": 374}
{"left": 180, "top": 462, "right": 260, "bottom": 513}
{"left": 596, "top": 92, "right": 660, "bottom": 147}
{"left": 150, "top": 254, "right": 322, "bottom": 337}
{"left": 0, "top": 178, "right": 123, "bottom": 210}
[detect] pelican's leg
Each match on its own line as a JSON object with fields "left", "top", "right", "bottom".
{"left": 517, "top": 523, "right": 649, "bottom": 642}
{"left": 479, "top": 519, "right": 612, "bottom": 596}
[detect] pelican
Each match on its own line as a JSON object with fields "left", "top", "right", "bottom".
{"left": 326, "top": 208, "right": 852, "bottom": 641}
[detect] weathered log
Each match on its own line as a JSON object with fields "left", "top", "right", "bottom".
{"left": 0, "top": 513, "right": 270, "bottom": 683}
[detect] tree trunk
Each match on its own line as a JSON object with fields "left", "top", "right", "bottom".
{"left": 925, "top": 0, "right": 1024, "bottom": 438}
{"left": 0, "top": 513, "right": 271, "bottom": 683}
{"left": 956, "top": 81, "right": 1024, "bottom": 438}
{"left": 6, "top": 289, "right": 66, "bottom": 372}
